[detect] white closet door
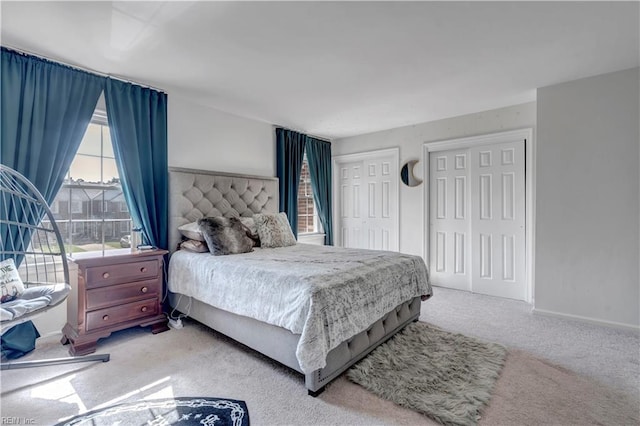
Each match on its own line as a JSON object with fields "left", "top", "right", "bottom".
{"left": 337, "top": 160, "right": 365, "bottom": 249}
{"left": 470, "top": 141, "right": 526, "bottom": 299}
{"left": 429, "top": 149, "right": 471, "bottom": 291}
{"left": 361, "top": 157, "right": 397, "bottom": 251}
{"left": 334, "top": 149, "right": 399, "bottom": 251}
{"left": 429, "top": 139, "right": 526, "bottom": 300}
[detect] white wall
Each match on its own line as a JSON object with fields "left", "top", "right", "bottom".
{"left": 333, "top": 102, "right": 536, "bottom": 258}
{"left": 534, "top": 68, "right": 639, "bottom": 328}
{"left": 168, "top": 93, "right": 276, "bottom": 177}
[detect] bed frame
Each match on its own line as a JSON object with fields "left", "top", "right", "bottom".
{"left": 167, "top": 167, "right": 421, "bottom": 395}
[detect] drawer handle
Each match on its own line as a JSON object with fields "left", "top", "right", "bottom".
{"left": 140, "top": 267, "right": 147, "bottom": 273}
{"left": 141, "top": 286, "right": 148, "bottom": 293}
{"left": 102, "top": 272, "right": 110, "bottom": 279}
{"left": 141, "top": 306, "right": 148, "bottom": 313}
{"left": 103, "top": 315, "right": 109, "bottom": 321}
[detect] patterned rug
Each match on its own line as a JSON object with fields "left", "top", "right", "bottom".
{"left": 347, "top": 322, "right": 506, "bottom": 425}
{"left": 56, "top": 397, "right": 249, "bottom": 426}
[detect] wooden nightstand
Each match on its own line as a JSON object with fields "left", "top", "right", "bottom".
{"left": 62, "top": 249, "right": 170, "bottom": 356}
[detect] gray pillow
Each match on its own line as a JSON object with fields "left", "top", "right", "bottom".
{"left": 253, "top": 212, "right": 297, "bottom": 248}
{"left": 239, "top": 217, "right": 258, "bottom": 235}
{"left": 239, "top": 216, "right": 261, "bottom": 247}
{"left": 197, "top": 217, "right": 254, "bottom": 255}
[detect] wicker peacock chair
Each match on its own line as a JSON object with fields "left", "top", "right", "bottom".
{"left": 0, "top": 164, "right": 109, "bottom": 369}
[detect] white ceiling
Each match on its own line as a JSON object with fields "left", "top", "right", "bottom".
{"left": 1, "top": 1, "right": 638, "bottom": 139}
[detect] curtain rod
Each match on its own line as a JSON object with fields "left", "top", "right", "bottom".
{"left": 274, "top": 125, "right": 332, "bottom": 143}
{"left": 2, "top": 44, "right": 167, "bottom": 94}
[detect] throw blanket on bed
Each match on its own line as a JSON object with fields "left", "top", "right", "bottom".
{"left": 168, "top": 243, "right": 432, "bottom": 373}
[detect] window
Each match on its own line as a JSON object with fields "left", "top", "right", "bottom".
{"left": 47, "top": 111, "right": 132, "bottom": 255}
{"left": 70, "top": 200, "right": 83, "bottom": 214}
{"left": 297, "top": 156, "right": 322, "bottom": 234}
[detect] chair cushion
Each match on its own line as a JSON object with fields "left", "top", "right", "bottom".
{"left": 0, "top": 284, "right": 70, "bottom": 323}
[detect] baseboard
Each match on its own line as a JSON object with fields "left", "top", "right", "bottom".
{"left": 532, "top": 308, "right": 640, "bottom": 332}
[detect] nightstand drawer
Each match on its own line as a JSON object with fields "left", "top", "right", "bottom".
{"left": 86, "top": 280, "right": 160, "bottom": 310}
{"left": 86, "top": 299, "right": 159, "bottom": 332}
{"left": 86, "top": 259, "right": 159, "bottom": 288}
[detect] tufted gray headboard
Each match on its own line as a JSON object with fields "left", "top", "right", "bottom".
{"left": 168, "top": 167, "right": 279, "bottom": 253}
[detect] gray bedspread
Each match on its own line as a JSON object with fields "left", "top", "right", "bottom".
{"left": 168, "top": 243, "right": 431, "bottom": 373}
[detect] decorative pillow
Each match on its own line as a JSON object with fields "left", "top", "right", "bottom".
{"left": 197, "top": 217, "right": 255, "bottom": 255}
{"left": 0, "top": 258, "right": 26, "bottom": 303}
{"left": 179, "top": 239, "right": 209, "bottom": 253}
{"left": 239, "top": 217, "right": 257, "bottom": 235}
{"left": 253, "top": 212, "right": 297, "bottom": 248}
{"left": 239, "top": 217, "right": 261, "bottom": 247}
{"left": 178, "top": 221, "right": 205, "bottom": 242}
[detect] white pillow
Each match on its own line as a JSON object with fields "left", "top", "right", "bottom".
{"left": 0, "top": 258, "right": 26, "bottom": 303}
{"left": 179, "top": 239, "right": 209, "bottom": 253}
{"left": 253, "top": 212, "right": 297, "bottom": 248}
{"left": 178, "top": 221, "right": 205, "bottom": 241}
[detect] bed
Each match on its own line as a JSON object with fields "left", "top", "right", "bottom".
{"left": 167, "top": 167, "right": 432, "bottom": 395}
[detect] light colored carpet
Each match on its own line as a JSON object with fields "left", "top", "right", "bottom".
{"left": 347, "top": 322, "right": 506, "bottom": 425}
{"left": 2, "top": 287, "right": 639, "bottom": 425}
{"left": 481, "top": 349, "right": 638, "bottom": 425}
{"left": 421, "top": 287, "right": 640, "bottom": 398}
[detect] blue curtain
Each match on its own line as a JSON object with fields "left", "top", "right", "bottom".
{"left": 305, "top": 138, "right": 333, "bottom": 245}
{"left": 1, "top": 47, "right": 104, "bottom": 263}
{"left": 276, "top": 128, "right": 307, "bottom": 237}
{"left": 1, "top": 47, "right": 104, "bottom": 355}
{"left": 1, "top": 47, "right": 104, "bottom": 203}
{"left": 104, "top": 78, "right": 168, "bottom": 250}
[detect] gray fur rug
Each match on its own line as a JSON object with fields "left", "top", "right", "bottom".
{"left": 347, "top": 322, "right": 506, "bottom": 426}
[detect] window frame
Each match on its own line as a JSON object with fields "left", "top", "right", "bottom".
{"left": 49, "top": 110, "right": 132, "bottom": 256}
{"left": 297, "top": 154, "right": 324, "bottom": 236}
